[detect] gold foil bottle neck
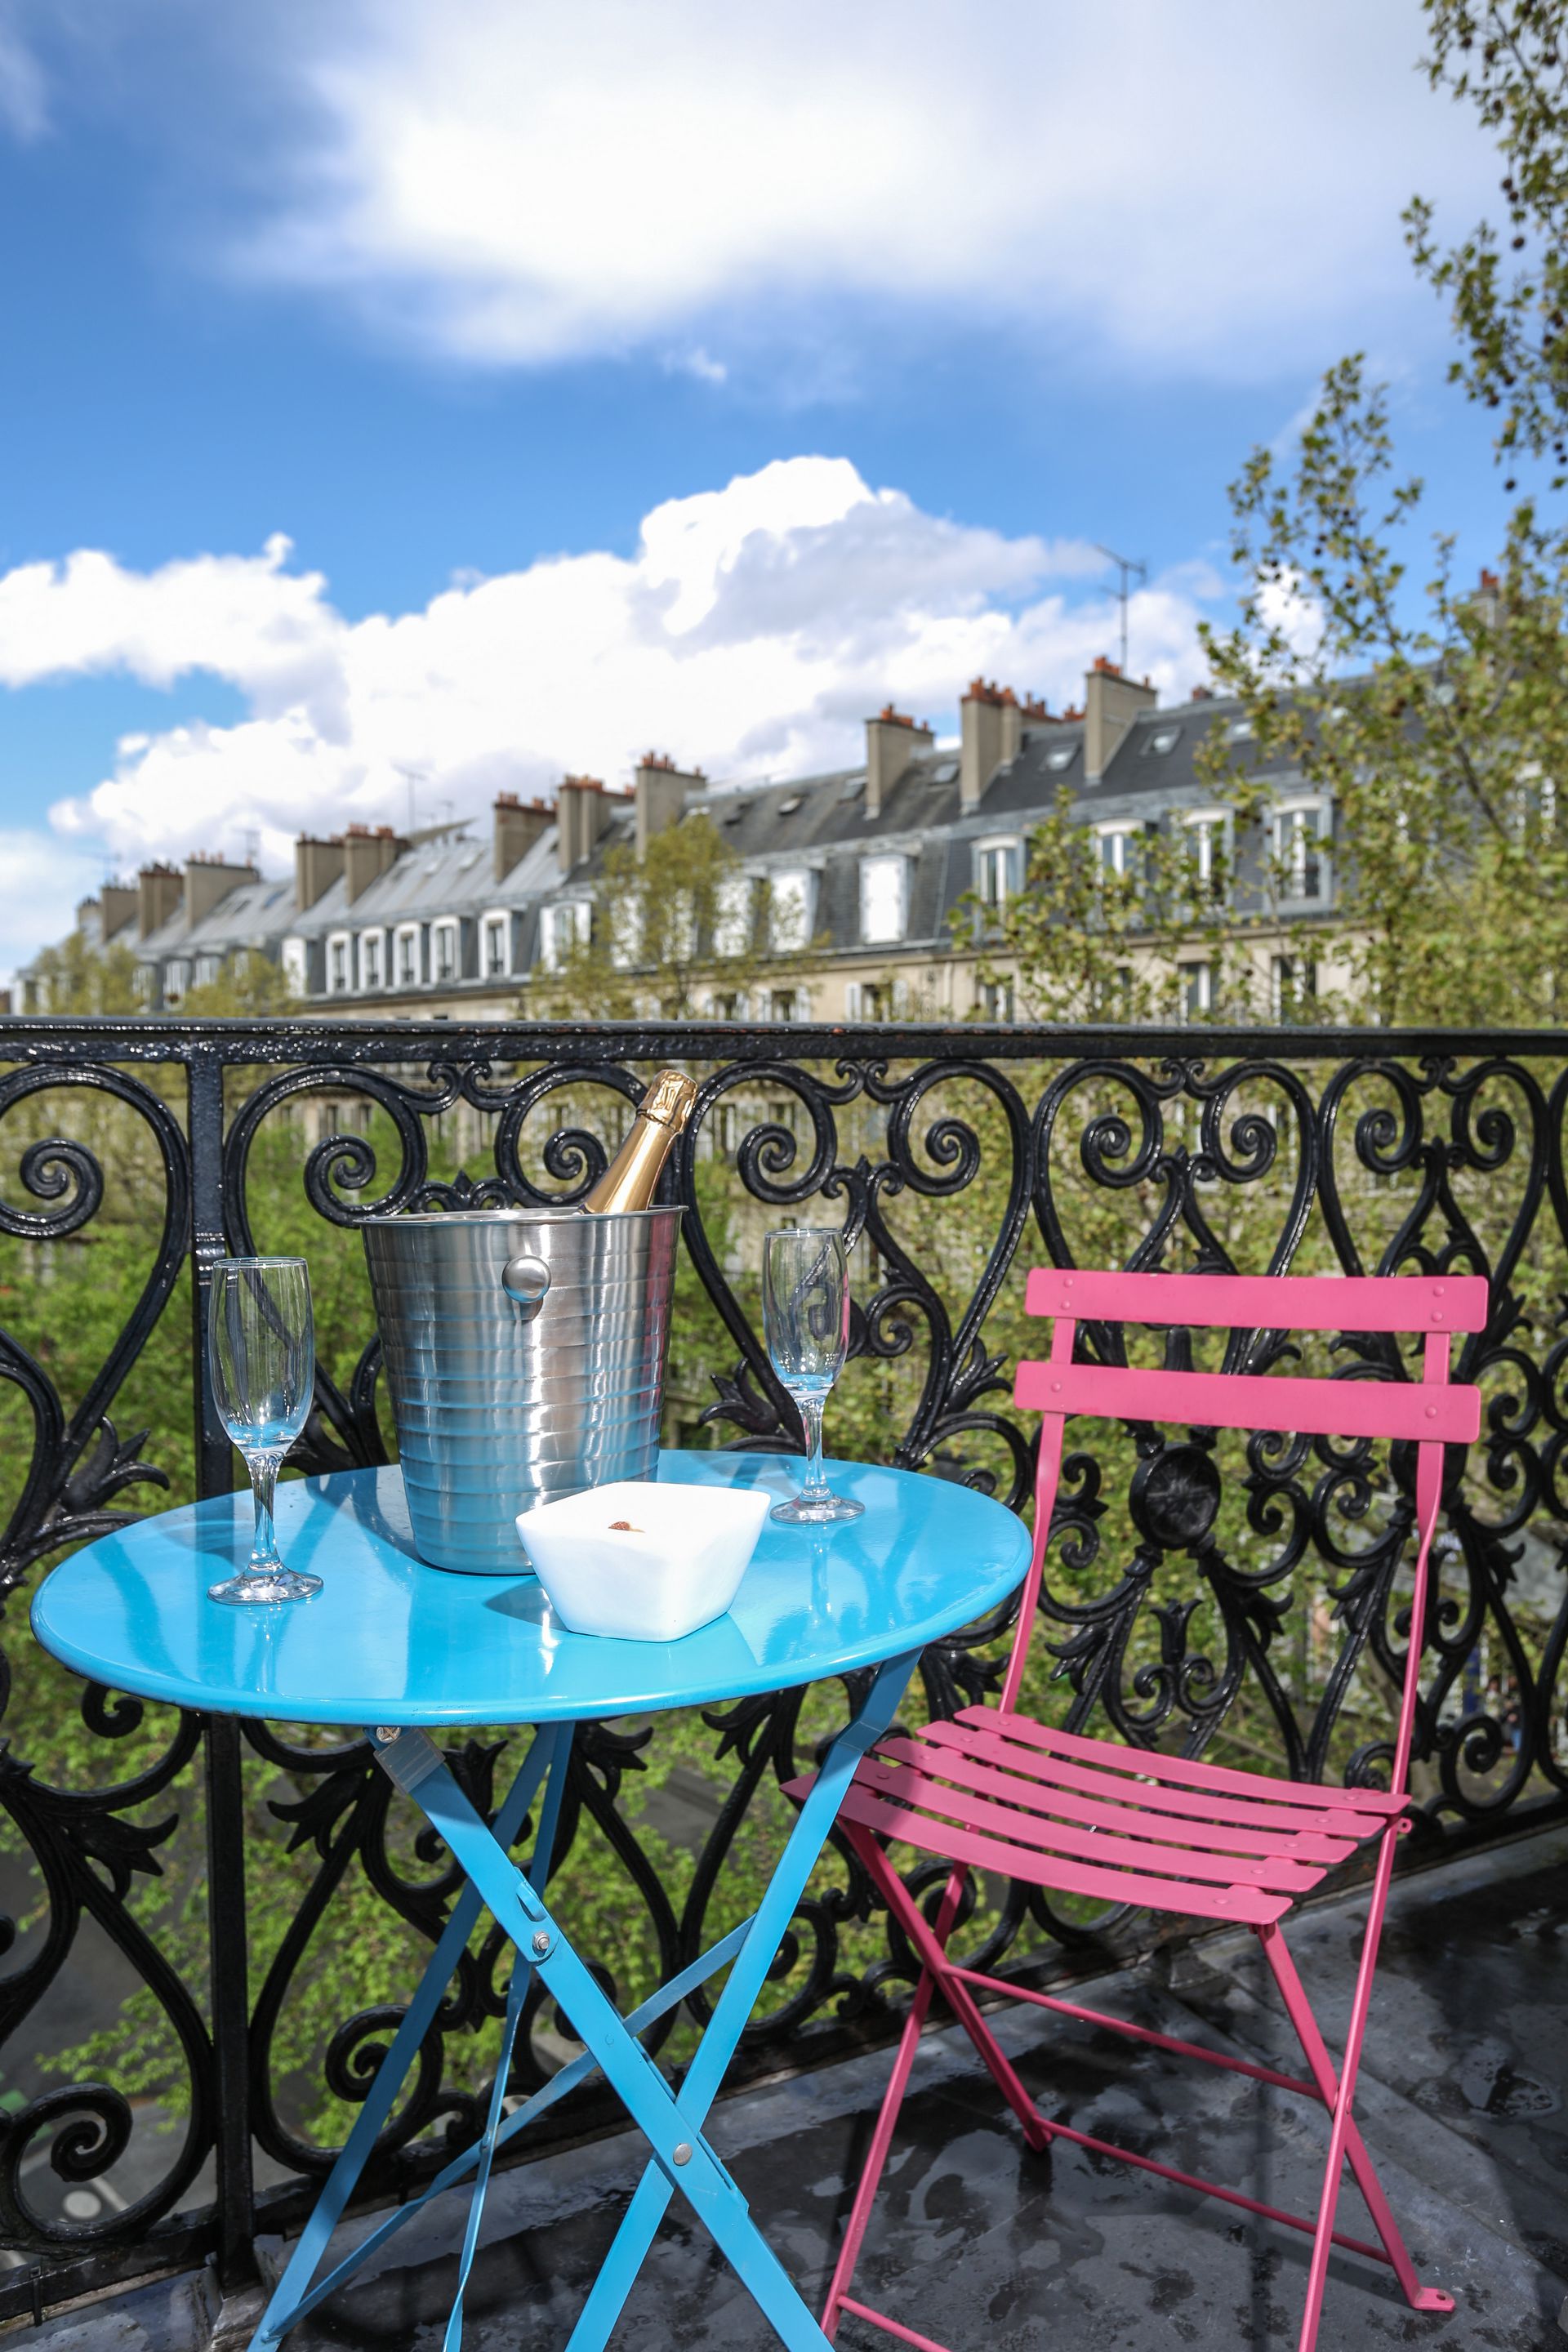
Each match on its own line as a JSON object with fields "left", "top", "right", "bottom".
{"left": 639, "top": 1068, "right": 699, "bottom": 1131}
{"left": 580, "top": 1068, "right": 697, "bottom": 1214}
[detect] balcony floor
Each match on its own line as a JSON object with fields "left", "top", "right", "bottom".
{"left": 11, "top": 1822, "right": 1568, "bottom": 2352}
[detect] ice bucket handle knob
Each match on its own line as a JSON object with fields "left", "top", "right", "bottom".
{"left": 501, "top": 1252, "right": 552, "bottom": 1325}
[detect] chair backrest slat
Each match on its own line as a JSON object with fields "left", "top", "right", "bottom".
{"left": 1022, "top": 1267, "right": 1489, "bottom": 1336}
{"left": 1013, "top": 1359, "right": 1481, "bottom": 1445}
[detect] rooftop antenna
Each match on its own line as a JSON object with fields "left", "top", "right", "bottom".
{"left": 394, "top": 763, "right": 429, "bottom": 834}
{"left": 1094, "top": 545, "right": 1147, "bottom": 675}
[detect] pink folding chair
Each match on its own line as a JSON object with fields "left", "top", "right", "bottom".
{"left": 802, "top": 1268, "right": 1486, "bottom": 2352}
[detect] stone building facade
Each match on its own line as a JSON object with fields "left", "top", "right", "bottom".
{"left": 23, "top": 660, "right": 1339, "bottom": 1021}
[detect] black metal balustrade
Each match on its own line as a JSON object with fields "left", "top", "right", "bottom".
{"left": 0, "top": 1016, "right": 1565, "bottom": 2320}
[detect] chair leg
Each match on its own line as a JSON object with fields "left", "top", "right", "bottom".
{"left": 1259, "top": 1918, "right": 1451, "bottom": 2319}
{"left": 821, "top": 1886, "right": 955, "bottom": 2342}
{"left": 1272, "top": 1829, "right": 1453, "bottom": 2351}
{"left": 844, "top": 1826, "right": 1052, "bottom": 2154}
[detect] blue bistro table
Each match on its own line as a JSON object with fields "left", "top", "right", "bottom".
{"left": 30, "top": 1451, "right": 1029, "bottom": 2352}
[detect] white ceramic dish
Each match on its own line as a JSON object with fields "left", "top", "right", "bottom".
{"left": 514, "top": 1478, "right": 770, "bottom": 1642}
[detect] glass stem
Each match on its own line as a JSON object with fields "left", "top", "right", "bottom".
{"left": 246, "top": 1450, "right": 285, "bottom": 1576}
{"left": 796, "top": 1392, "right": 829, "bottom": 1501}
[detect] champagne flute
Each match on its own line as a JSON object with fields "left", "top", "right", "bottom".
{"left": 207, "top": 1257, "right": 320, "bottom": 1604}
{"left": 762, "top": 1226, "right": 863, "bottom": 1526}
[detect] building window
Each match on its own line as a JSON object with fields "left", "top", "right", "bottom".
{"left": 846, "top": 979, "right": 907, "bottom": 1022}
{"left": 769, "top": 989, "right": 798, "bottom": 1023}
{"left": 713, "top": 875, "right": 753, "bottom": 959}
{"left": 973, "top": 839, "right": 1021, "bottom": 911}
{"left": 709, "top": 990, "right": 747, "bottom": 1021}
{"left": 432, "top": 920, "right": 459, "bottom": 984}
{"left": 1181, "top": 960, "right": 1214, "bottom": 1020}
{"left": 1095, "top": 825, "right": 1139, "bottom": 880}
{"left": 1272, "top": 955, "right": 1316, "bottom": 1021}
{"left": 980, "top": 978, "right": 1015, "bottom": 1022}
{"left": 1275, "top": 803, "right": 1330, "bottom": 905}
{"left": 281, "top": 937, "right": 308, "bottom": 997}
{"left": 860, "top": 854, "right": 909, "bottom": 945}
{"left": 359, "top": 930, "right": 384, "bottom": 991}
{"left": 482, "top": 913, "right": 510, "bottom": 978}
{"left": 1184, "top": 812, "right": 1229, "bottom": 902}
{"left": 163, "top": 960, "right": 190, "bottom": 1007}
{"left": 194, "top": 955, "right": 221, "bottom": 990}
{"left": 394, "top": 925, "right": 421, "bottom": 988}
{"left": 768, "top": 868, "right": 815, "bottom": 954}
{"left": 541, "top": 901, "right": 590, "bottom": 971}
{"left": 327, "top": 933, "right": 352, "bottom": 994}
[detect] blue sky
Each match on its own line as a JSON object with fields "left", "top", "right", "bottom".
{"left": 0, "top": 0, "right": 1517, "bottom": 975}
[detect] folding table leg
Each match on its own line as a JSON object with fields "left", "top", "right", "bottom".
{"left": 564, "top": 1649, "right": 922, "bottom": 2352}
{"left": 250, "top": 1722, "right": 568, "bottom": 2352}
{"left": 407, "top": 1719, "right": 924, "bottom": 2352}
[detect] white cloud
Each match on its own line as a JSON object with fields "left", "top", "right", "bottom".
{"left": 0, "top": 829, "right": 103, "bottom": 975}
{"left": 224, "top": 0, "right": 1498, "bottom": 381}
{"left": 0, "top": 11, "right": 47, "bottom": 142}
{"left": 1, "top": 460, "right": 1214, "bottom": 929}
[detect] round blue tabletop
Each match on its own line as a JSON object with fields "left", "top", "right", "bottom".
{"left": 29, "top": 1453, "right": 1030, "bottom": 1727}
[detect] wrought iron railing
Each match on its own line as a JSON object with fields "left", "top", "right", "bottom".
{"left": 1, "top": 1017, "right": 1564, "bottom": 2317}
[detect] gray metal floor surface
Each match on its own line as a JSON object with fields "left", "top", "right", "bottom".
{"left": 9, "top": 1822, "right": 1567, "bottom": 2351}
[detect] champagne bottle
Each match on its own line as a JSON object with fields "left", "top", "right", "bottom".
{"left": 581, "top": 1068, "right": 698, "bottom": 1214}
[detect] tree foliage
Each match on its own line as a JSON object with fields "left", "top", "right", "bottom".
{"left": 528, "top": 809, "right": 808, "bottom": 1021}
{"left": 1197, "top": 1, "right": 1568, "bottom": 1027}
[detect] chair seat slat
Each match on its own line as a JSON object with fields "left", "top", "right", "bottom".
{"left": 858, "top": 1752, "right": 1331, "bottom": 1891}
{"left": 837, "top": 1784, "right": 1292, "bottom": 1927}
{"left": 872, "top": 1734, "right": 1363, "bottom": 1865}
{"left": 951, "top": 1708, "right": 1403, "bottom": 1816}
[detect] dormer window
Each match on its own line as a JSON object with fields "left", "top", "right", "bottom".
{"left": 859, "top": 854, "right": 909, "bottom": 944}
{"left": 1275, "top": 801, "right": 1331, "bottom": 906}
{"left": 1045, "top": 743, "right": 1078, "bottom": 771}
{"left": 431, "top": 919, "right": 460, "bottom": 984}
{"left": 973, "top": 838, "right": 1022, "bottom": 909}
{"left": 768, "top": 867, "right": 814, "bottom": 953}
{"left": 482, "top": 912, "right": 510, "bottom": 978}
{"left": 1143, "top": 726, "right": 1181, "bottom": 755}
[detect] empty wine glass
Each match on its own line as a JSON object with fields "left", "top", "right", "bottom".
{"left": 762, "top": 1226, "right": 862, "bottom": 1526}
{"left": 207, "top": 1257, "right": 319, "bottom": 1604}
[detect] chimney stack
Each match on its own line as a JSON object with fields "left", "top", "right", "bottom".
{"left": 864, "top": 706, "right": 934, "bottom": 820}
{"left": 343, "top": 823, "right": 405, "bottom": 902}
{"left": 634, "top": 752, "right": 706, "bottom": 859}
{"left": 185, "top": 853, "right": 257, "bottom": 930}
{"left": 295, "top": 834, "right": 345, "bottom": 911}
{"left": 137, "top": 863, "right": 183, "bottom": 939}
{"left": 1083, "top": 656, "right": 1157, "bottom": 782}
{"left": 557, "top": 776, "right": 618, "bottom": 875}
{"left": 493, "top": 791, "right": 553, "bottom": 883}
{"left": 75, "top": 895, "right": 100, "bottom": 935}
{"left": 960, "top": 679, "right": 1023, "bottom": 812}
{"left": 100, "top": 881, "right": 138, "bottom": 942}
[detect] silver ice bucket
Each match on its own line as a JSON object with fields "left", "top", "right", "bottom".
{"left": 362, "top": 1206, "right": 683, "bottom": 1574}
